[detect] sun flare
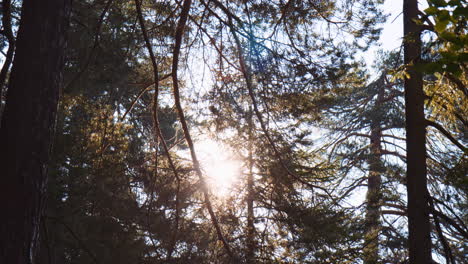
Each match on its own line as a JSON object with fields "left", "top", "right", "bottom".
{"left": 197, "top": 139, "right": 241, "bottom": 197}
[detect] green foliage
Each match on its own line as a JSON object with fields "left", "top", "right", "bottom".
{"left": 421, "top": 0, "right": 467, "bottom": 76}
{"left": 18, "top": 0, "right": 464, "bottom": 263}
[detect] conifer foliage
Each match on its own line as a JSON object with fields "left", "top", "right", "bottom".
{"left": 0, "top": 0, "right": 466, "bottom": 263}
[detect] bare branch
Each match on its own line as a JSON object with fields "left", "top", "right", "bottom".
{"left": 381, "top": 210, "right": 407, "bottom": 216}
{"left": 120, "top": 73, "right": 172, "bottom": 121}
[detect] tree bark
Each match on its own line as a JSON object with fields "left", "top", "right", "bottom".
{"left": 403, "top": 0, "right": 431, "bottom": 263}
{"left": 0, "top": 0, "right": 71, "bottom": 263}
{"left": 363, "top": 75, "right": 385, "bottom": 264}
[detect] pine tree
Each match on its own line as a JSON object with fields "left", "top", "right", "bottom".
{"left": 0, "top": 0, "right": 71, "bottom": 262}
{"left": 404, "top": 0, "right": 431, "bottom": 262}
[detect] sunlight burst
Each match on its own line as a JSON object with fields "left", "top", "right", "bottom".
{"left": 197, "top": 139, "right": 240, "bottom": 197}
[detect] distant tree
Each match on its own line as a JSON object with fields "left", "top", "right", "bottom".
{"left": 196, "top": 0, "right": 386, "bottom": 262}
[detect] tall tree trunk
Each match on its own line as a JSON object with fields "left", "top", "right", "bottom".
{"left": 403, "top": 0, "right": 431, "bottom": 263}
{"left": 0, "top": 0, "right": 71, "bottom": 263}
{"left": 0, "top": 0, "right": 15, "bottom": 117}
{"left": 246, "top": 109, "right": 256, "bottom": 264}
{"left": 363, "top": 75, "right": 385, "bottom": 264}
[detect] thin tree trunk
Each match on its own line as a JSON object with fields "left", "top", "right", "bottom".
{"left": 0, "top": 0, "right": 71, "bottom": 263}
{"left": 171, "top": 0, "right": 235, "bottom": 259}
{"left": 403, "top": 0, "right": 431, "bottom": 263}
{"left": 246, "top": 109, "right": 256, "bottom": 264}
{"left": 363, "top": 75, "right": 385, "bottom": 264}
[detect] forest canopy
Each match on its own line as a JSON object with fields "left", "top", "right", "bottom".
{"left": 0, "top": 0, "right": 466, "bottom": 263}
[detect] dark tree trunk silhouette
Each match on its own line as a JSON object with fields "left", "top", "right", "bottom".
{"left": 0, "top": 0, "right": 15, "bottom": 114}
{"left": 403, "top": 0, "right": 431, "bottom": 263}
{"left": 0, "top": 0, "right": 71, "bottom": 263}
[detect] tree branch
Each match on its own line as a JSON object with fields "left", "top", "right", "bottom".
{"left": 445, "top": 73, "right": 468, "bottom": 97}
{"left": 228, "top": 13, "right": 330, "bottom": 195}
{"left": 429, "top": 198, "right": 455, "bottom": 264}
{"left": 170, "top": 0, "right": 236, "bottom": 260}
{"left": 431, "top": 209, "right": 468, "bottom": 239}
{"left": 381, "top": 210, "right": 407, "bottom": 216}
{"left": 426, "top": 119, "right": 467, "bottom": 152}
{"left": 46, "top": 216, "right": 99, "bottom": 264}
{"left": 134, "top": 1, "right": 181, "bottom": 260}
{"left": 64, "top": 0, "right": 114, "bottom": 91}
{"left": 120, "top": 73, "right": 171, "bottom": 121}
